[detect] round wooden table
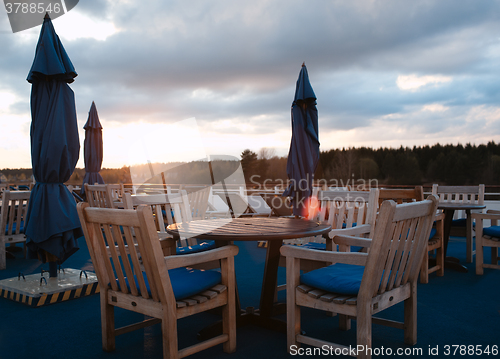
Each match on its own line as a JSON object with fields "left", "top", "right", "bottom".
{"left": 167, "top": 217, "right": 331, "bottom": 336}
{"left": 438, "top": 203, "right": 486, "bottom": 272}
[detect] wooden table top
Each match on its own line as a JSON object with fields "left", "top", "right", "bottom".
{"left": 167, "top": 217, "right": 331, "bottom": 242}
{"left": 437, "top": 203, "right": 486, "bottom": 211}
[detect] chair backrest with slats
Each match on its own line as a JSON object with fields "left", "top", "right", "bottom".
{"left": 124, "top": 191, "right": 195, "bottom": 246}
{"left": 432, "top": 184, "right": 485, "bottom": 219}
{"left": 0, "top": 190, "right": 31, "bottom": 237}
{"left": 378, "top": 186, "right": 424, "bottom": 207}
{"left": 360, "top": 196, "right": 438, "bottom": 299}
{"left": 77, "top": 203, "right": 175, "bottom": 304}
{"left": 316, "top": 188, "right": 379, "bottom": 233}
{"left": 185, "top": 187, "right": 210, "bottom": 220}
{"left": 85, "top": 184, "right": 116, "bottom": 208}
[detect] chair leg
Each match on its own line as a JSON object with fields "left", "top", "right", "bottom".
{"left": 476, "top": 237, "right": 484, "bottom": 275}
{"left": 492, "top": 247, "right": 498, "bottom": 266}
{"left": 419, "top": 248, "right": 429, "bottom": 284}
{"left": 466, "top": 216, "right": 473, "bottom": 263}
{"left": 436, "top": 241, "right": 444, "bottom": 276}
{"left": 404, "top": 283, "right": 417, "bottom": 345}
{"left": 356, "top": 303, "right": 372, "bottom": 359}
{"left": 222, "top": 257, "right": 237, "bottom": 354}
{"left": 339, "top": 314, "right": 351, "bottom": 331}
{"left": 162, "top": 314, "right": 178, "bottom": 359}
{"left": 101, "top": 291, "right": 115, "bottom": 352}
{"left": 286, "top": 257, "right": 300, "bottom": 353}
{"left": 0, "top": 239, "right": 5, "bottom": 270}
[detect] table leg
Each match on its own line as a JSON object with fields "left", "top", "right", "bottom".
{"left": 441, "top": 209, "right": 468, "bottom": 273}
{"left": 197, "top": 240, "right": 286, "bottom": 341}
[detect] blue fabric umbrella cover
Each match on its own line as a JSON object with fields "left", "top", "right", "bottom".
{"left": 283, "top": 64, "right": 320, "bottom": 217}
{"left": 24, "top": 14, "right": 82, "bottom": 264}
{"left": 81, "top": 101, "right": 105, "bottom": 195}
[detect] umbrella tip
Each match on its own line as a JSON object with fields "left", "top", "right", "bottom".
{"left": 44, "top": 12, "right": 50, "bottom": 19}
{"left": 302, "top": 62, "right": 305, "bottom": 67}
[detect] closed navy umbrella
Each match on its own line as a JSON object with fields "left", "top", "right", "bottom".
{"left": 24, "top": 14, "right": 82, "bottom": 276}
{"left": 81, "top": 101, "right": 104, "bottom": 196}
{"left": 283, "top": 64, "right": 320, "bottom": 217}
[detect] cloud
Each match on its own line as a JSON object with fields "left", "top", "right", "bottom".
{"left": 396, "top": 74, "right": 453, "bottom": 91}
{"left": 1, "top": 0, "right": 500, "bottom": 168}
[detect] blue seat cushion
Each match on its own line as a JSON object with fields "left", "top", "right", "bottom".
{"left": 116, "top": 267, "right": 221, "bottom": 300}
{"left": 483, "top": 226, "right": 500, "bottom": 239}
{"left": 429, "top": 227, "right": 437, "bottom": 240}
{"left": 301, "top": 263, "right": 364, "bottom": 295}
{"left": 300, "top": 242, "right": 363, "bottom": 252}
{"left": 176, "top": 240, "right": 216, "bottom": 255}
{"left": 452, "top": 218, "right": 466, "bottom": 227}
{"left": 5, "top": 221, "right": 24, "bottom": 235}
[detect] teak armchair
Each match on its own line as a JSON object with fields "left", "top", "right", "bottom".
{"left": 280, "top": 196, "right": 438, "bottom": 359}
{"left": 77, "top": 203, "right": 238, "bottom": 359}
{"left": 432, "top": 184, "right": 485, "bottom": 263}
{"left": 472, "top": 209, "right": 500, "bottom": 275}
{"left": 0, "top": 190, "right": 30, "bottom": 269}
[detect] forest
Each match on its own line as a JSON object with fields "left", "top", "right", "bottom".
{"left": 1, "top": 142, "right": 499, "bottom": 186}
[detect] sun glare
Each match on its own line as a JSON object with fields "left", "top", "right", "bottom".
{"left": 52, "top": 10, "right": 118, "bottom": 41}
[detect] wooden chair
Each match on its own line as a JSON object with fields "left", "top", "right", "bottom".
{"left": 77, "top": 203, "right": 237, "bottom": 359}
{"left": 280, "top": 196, "right": 439, "bottom": 359}
{"left": 432, "top": 184, "right": 485, "bottom": 262}
{"left": 277, "top": 189, "right": 379, "bottom": 292}
{"left": 472, "top": 209, "right": 500, "bottom": 275}
{"left": 0, "top": 190, "right": 30, "bottom": 269}
{"left": 378, "top": 187, "right": 444, "bottom": 284}
{"left": 85, "top": 184, "right": 116, "bottom": 208}
{"left": 123, "top": 191, "right": 216, "bottom": 258}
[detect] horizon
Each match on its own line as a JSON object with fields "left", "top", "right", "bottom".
{"left": 0, "top": 139, "right": 498, "bottom": 171}
{"left": 1, "top": 1, "right": 500, "bottom": 169}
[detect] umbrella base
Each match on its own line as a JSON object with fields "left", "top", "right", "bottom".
{"left": 0, "top": 268, "right": 99, "bottom": 307}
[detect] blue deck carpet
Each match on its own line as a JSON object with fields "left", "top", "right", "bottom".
{"left": 1, "top": 235, "right": 499, "bottom": 358}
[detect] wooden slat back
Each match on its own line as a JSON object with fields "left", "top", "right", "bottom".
{"left": 316, "top": 189, "right": 379, "bottom": 232}
{"left": 187, "top": 187, "right": 210, "bottom": 220}
{"left": 378, "top": 186, "right": 424, "bottom": 206}
{"left": 124, "top": 191, "right": 197, "bottom": 246}
{"left": 106, "top": 184, "right": 123, "bottom": 202}
{"left": 85, "top": 184, "right": 115, "bottom": 208}
{"left": 0, "top": 190, "right": 31, "bottom": 236}
{"left": 360, "top": 196, "right": 438, "bottom": 299}
{"left": 432, "top": 184, "right": 485, "bottom": 219}
{"left": 77, "top": 203, "right": 175, "bottom": 304}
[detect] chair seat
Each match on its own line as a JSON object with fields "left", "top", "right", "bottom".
{"left": 483, "top": 225, "right": 500, "bottom": 239}
{"left": 117, "top": 267, "right": 222, "bottom": 300}
{"left": 176, "top": 240, "right": 216, "bottom": 255}
{"left": 300, "top": 263, "right": 364, "bottom": 296}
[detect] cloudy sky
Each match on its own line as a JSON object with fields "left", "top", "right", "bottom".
{"left": 1, "top": 0, "right": 500, "bottom": 169}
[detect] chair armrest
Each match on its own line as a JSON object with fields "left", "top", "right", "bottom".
{"left": 328, "top": 224, "right": 371, "bottom": 238}
{"left": 332, "top": 234, "right": 372, "bottom": 248}
{"left": 472, "top": 212, "right": 500, "bottom": 221}
{"left": 165, "top": 244, "right": 239, "bottom": 269}
{"left": 280, "top": 245, "right": 367, "bottom": 266}
{"left": 434, "top": 212, "right": 445, "bottom": 221}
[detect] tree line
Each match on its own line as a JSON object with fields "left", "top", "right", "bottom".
{"left": 242, "top": 142, "right": 500, "bottom": 186}
{"left": 2, "top": 141, "right": 499, "bottom": 186}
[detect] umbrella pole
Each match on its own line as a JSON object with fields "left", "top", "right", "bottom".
{"left": 49, "top": 262, "right": 58, "bottom": 277}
